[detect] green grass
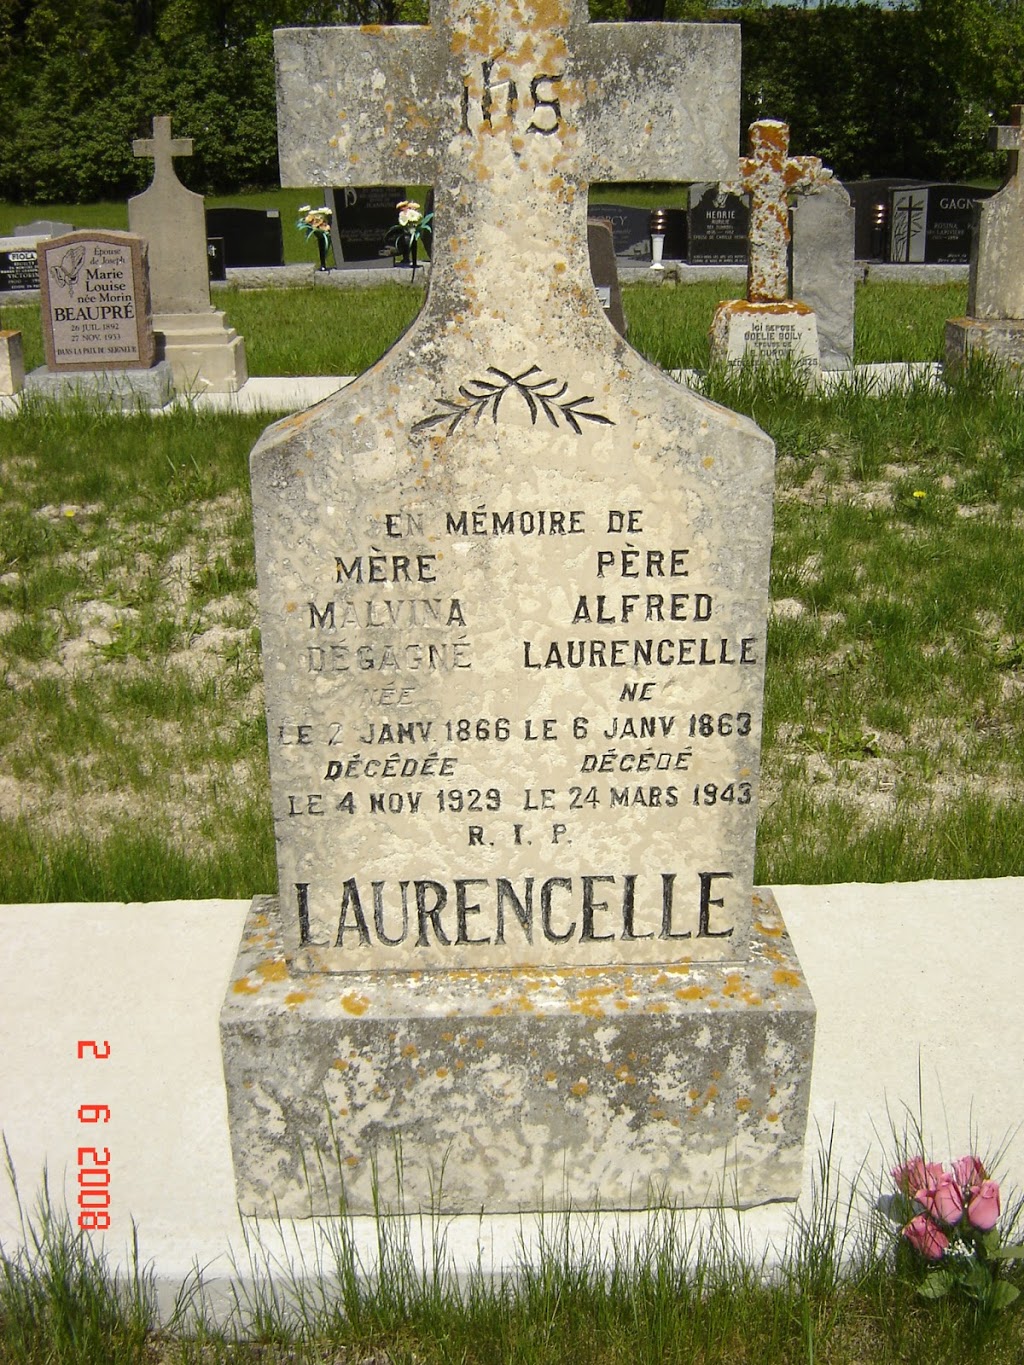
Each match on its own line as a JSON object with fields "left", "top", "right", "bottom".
{"left": 0, "top": 277, "right": 972, "bottom": 378}
{"left": 1, "top": 1141, "right": 1023, "bottom": 1363}
{"left": 0, "top": 285, "right": 1021, "bottom": 900}
{"left": 0, "top": 189, "right": 342, "bottom": 266}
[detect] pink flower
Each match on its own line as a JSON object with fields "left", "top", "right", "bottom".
{"left": 892, "top": 1157, "right": 944, "bottom": 1197}
{"left": 916, "top": 1172, "right": 964, "bottom": 1225}
{"left": 953, "top": 1155, "right": 987, "bottom": 1187}
{"left": 903, "top": 1213, "right": 949, "bottom": 1260}
{"left": 967, "top": 1179, "right": 1001, "bottom": 1231}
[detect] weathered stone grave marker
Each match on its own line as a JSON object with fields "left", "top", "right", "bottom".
{"left": 792, "top": 178, "right": 855, "bottom": 371}
{"left": 947, "top": 106, "right": 1024, "bottom": 378}
{"left": 129, "top": 115, "right": 247, "bottom": 393}
{"left": 221, "top": 0, "right": 814, "bottom": 1218}
{"left": 586, "top": 218, "right": 626, "bottom": 335}
{"left": 0, "top": 326, "right": 23, "bottom": 395}
{"left": 25, "top": 230, "right": 173, "bottom": 406}
{"left": 709, "top": 120, "right": 831, "bottom": 374}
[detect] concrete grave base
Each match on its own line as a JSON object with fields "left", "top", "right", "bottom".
{"left": 155, "top": 310, "right": 248, "bottom": 394}
{"left": 0, "top": 329, "right": 25, "bottom": 394}
{"left": 709, "top": 300, "right": 820, "bottom": 381}
{"left": 24, "top": 358, "right": 174, "bottom": 408}
{"left": 220, "top": 890, "right": 815, "bottom": 1218}
{"left": 945, "top": 316, "right": 1024, "bottom": 383}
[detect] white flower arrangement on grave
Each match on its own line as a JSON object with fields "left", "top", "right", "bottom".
{"left": 386, "top": 199, "right": 433, "bottom": 277}
{"left": 295, "top": 204, "right": 333, "bottom": 270}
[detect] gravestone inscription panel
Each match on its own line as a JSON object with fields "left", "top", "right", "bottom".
{"left": 0, "top": 245, "right": 40, "bottom": 292}
{"left": 687, "top": 183, "right": 749, "bottom": 264}
{"left": 37, "top": 231, "right": 155, "bottom": 371}
{"left": 329, "top": 186, "right": 405, "bottom": 262}
{"left": 588, "top": 203, "right": 685, "bottom": 260}
{"left": 890, "top": 184, "right": 994, "bottom": 263}
{"left": 262, "top": 6, "right": 766, "bottom": 978}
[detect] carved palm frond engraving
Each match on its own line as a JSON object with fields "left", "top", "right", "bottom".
{"left": 413, "top": 365, "right": 614, "bottom": 437}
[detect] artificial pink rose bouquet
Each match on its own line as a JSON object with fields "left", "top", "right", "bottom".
{"left": 885, "top": 1151, "right": 1024, "bottom": 1310}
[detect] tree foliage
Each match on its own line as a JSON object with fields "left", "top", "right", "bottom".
{"left": 0, "top": 0, "right": 1021, "bottom": 202}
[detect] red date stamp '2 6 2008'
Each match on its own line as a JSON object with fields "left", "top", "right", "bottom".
{"left": 76, "top": 1039, "right": 110, "bottom": 1231}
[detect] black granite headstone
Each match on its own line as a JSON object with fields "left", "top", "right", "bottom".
{"left": 328, "top": 186, "right": 406, "bottom": 264}
{"left": 842, "top": 179, "right": 927, "bottom": 261}
{"left": 686, "top": 184, "right": 748, "bottom": 265}
{"left": 586, "top": 203, "right": 685, "bottom": 261}
{"left": 0, "top": 246, "right": 40, "bottom": 291}
{"left": 204, "top": 208, "right": 285, "bottom": 268}
{"left": 207, "top": 237, "right": 226, "bottom": 282}
{"left": 888, "top": 184, "right": 994, "bottom": 264}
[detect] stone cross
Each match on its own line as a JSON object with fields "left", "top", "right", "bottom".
{"left": 275, "top": 0, "right": 740, "bottom": 299}
{"left": 989, "top": 105, "right": 1023, "bottom": 182}
{"left": 132, "top": 116, "right": 194, "bottom": 185}
{"left": 968, "top": 103, "right": 1024, "bottom": 319}
{"left": 128, "top": 115, "right": 211, "bottom": 315}
{"left": 724, "top": 119, "right": 831, "bottom": 303}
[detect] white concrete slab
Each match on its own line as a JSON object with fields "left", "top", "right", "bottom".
{"left": 171, "top": 374, "right": 353, "bottom": 412}
{"left": 1, "top": 879, "right": 1021, "bottom": 1320}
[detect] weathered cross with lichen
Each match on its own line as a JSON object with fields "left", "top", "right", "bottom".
{"left": 274, "top": 0, "right": 739, "bottom": 327}
{"left": 724, "top": 119, "right": 831, "bottom": 304}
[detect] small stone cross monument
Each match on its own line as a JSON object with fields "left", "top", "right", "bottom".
{"left": 710, "top": 119, "right": 832, "bottom": 375}
{"left": 128, "top": 115, "right": 247, "bottom": 393}
{"left": 221, "top": 0, "right": 815, "bottom": 1218}
{"left": 947, "top": 105, "right": 1024, "bottom": 378}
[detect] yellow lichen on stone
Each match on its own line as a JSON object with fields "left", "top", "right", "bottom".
{"left": 341, "top": 992, "right": 370, "bottom": 1015}
{"left": 570, "top": 1080, "right": 589, "bottom": 1097}
{"left": 232, "top": 976, "right": 259, "bottom": 995}
{"left": 257, "top": 959, "right": 288, "bottom": 982}
{"left": 755, "top": 919, "right": 783, "bottom": 936}
{"left": 772, "top": 968, "right": 801, "bottom": 988}
{"left": 676, "top": 984, "right": 708, "bottom": 1001}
